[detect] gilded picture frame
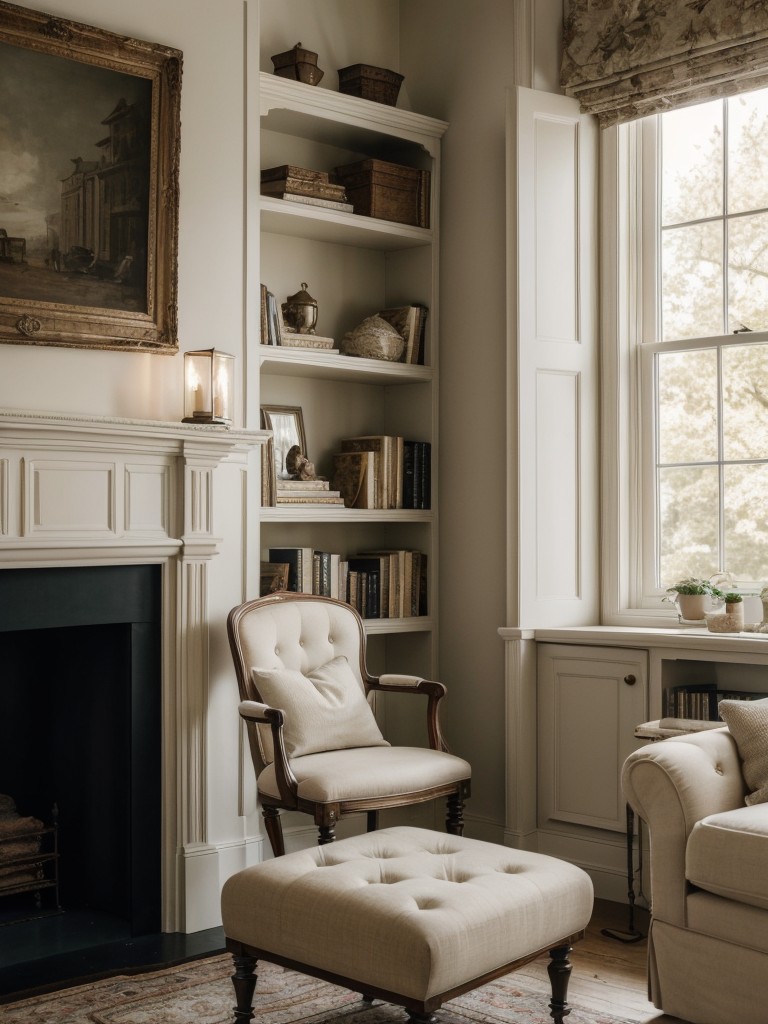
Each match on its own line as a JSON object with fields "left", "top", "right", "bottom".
{"left": 0, "top": 1, "right": 182, "bottom": 352}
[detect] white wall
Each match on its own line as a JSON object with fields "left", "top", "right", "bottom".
{"left": 0, "top": 0, "right": 246, "bottom": 424}
{"left": 398, "top": 1, "right": 564, "bottom": 839}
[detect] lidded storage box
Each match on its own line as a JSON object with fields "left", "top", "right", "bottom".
{"left": 271, "top": 43, "right": 324, "bottom": 86}
{"left": 337, "top": 64, "right": 403, "bottom": 106}
{"left": 332, "top": 159, "right": 430, "bottom": 228}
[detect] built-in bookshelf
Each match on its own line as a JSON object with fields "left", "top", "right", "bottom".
{"left": 661, "top": 658, "right": 768, "bottom": 722}
{"left": 255, "top": 67, "right": 446, "bottom": 681}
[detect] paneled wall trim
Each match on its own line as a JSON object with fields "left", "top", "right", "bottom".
{"left": 0, "top": 409, "right": 265, "bottom": 931}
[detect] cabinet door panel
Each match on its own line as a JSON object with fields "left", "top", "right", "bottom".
{"left": 538, "top": 645, "right": 647, "bottom": 832}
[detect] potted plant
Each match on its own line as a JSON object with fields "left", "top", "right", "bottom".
{"left": 664, "top": 577, "right": 725, "bottom": 622}
{"left": 724, "top": 592, "right": 744, "bottom": 629}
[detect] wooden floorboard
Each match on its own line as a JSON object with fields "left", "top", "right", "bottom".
{"left": 517, "top": 899, "right": 685, "bottom": 1023}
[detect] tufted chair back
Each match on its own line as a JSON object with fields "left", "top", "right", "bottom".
{"left": 228, "top": 592, "right": 370, "bottom": 768}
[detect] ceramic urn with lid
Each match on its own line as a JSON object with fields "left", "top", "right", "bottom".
{"left": 282, "top": 282, "right": 318, "bottom": 335}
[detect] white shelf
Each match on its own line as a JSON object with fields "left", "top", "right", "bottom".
{"left": 260, "top": 345, "right": 431, "bottom": 383}
{"left": 260, "top": 196, "right": 432, "bottom": 249}
{"left": 364, "top": 616, "right": 435, "bottom": 635}
{"left": 260, "top": 507, "right": 433, "bottom": 524}
{"left": 260, "top": 74, "right": 447, "bottom": 154}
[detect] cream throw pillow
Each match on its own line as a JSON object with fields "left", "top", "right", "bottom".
{"left": 251, "top": 655, "right": 388, "bottom": 758}
{"left": 719, "top": 697, "right": 768, "bottom": 806}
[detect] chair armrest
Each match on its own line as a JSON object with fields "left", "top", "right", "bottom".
{"left": 622, "top": 728, "right": 746, "bottom": 926}
{"left": 368, "top": 675, "right": 448, "bottom": 752}
{"left": 238, "top": 700, "right": 299, "bottom": 805}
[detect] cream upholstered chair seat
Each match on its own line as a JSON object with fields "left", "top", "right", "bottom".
{"left": 227, "top": 592, "right": 471, "bottom": 855}
{"left": 255, "top": 744, "right": 470, "bottom": 804}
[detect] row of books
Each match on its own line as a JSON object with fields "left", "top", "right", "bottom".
{"left": 331, "top": 436, "right": 431, "bottom": 510}
{"left": 664, "top": 683, "right": 768, "bottom": 720}
{"left": 264, "top": 547, "right": 427, "bottom": 618}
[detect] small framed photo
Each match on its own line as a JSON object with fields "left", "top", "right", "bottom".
{"left": 260, "top": 405, "right": 307, "bottom": 481}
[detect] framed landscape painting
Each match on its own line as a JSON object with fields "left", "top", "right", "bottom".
{"left": 0, "top": 1, "right": 182, "bottom": 352}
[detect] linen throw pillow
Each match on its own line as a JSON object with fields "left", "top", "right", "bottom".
{"left": 718, "top": 697, "right": 768, "bottom": 806}
{"left": 251, "top": 655, "right": 388, "bottom": 759}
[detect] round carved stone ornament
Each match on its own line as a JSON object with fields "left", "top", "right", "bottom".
{"left": 340, "top": 314, "right": 404, "bottom": 361}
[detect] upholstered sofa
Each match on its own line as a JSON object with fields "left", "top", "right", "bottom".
{"left": 622, "top": 701, "right": 768, "bottom": 1024}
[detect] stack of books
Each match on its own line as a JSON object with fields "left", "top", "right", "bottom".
{"left": 275, "top": 479, "right": 345, "bottom": 507}
{"left": 377, "top": 305, "right": 428, "bottom": 365}
{"left": 331, "top": 435, "right": 431, "bottom": 510}
{"left": 260, "top": 164, "right": 353, "bottom": 213}
{"left": 347, "top": 550, "right": 427, "bottom": 618}
{"left": 333, "top": 435, "right": 403, "bottom": 509}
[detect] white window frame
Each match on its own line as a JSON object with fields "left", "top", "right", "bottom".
{"left": 602, "top": 113, "right": 768, "bottom": 625}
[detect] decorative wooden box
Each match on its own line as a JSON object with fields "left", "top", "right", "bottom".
{"left": 332, "top": 159, "right": 430, "bottom": 228}
{"left": 271, "top": 43, "right": 324, "bottom": 86}
{"left": 337, "top": 64, "right": 403, "bottom": 106}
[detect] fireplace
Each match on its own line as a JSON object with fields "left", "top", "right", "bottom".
{"left": 0, "top": 410, "right": 264, "bottom": 955}
{"left": 0, "top": 565, "right": 161, "bottom": 942}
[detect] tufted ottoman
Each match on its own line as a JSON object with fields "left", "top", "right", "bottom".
{"left": 221, "top": 826, "right": 594, "bottom": 1024}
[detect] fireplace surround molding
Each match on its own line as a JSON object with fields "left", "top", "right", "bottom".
{"left": 0, "top": 408, "right": 266, "bottom": 932}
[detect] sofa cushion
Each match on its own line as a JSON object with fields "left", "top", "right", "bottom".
{"left": 718, "top": 697, "right": 768, "bottom": 805}
{"left": 251, "top": 655, "right": 388, "bottom": 758}
{"left": 687, "top": 803, "right": 768, "bottom": 911}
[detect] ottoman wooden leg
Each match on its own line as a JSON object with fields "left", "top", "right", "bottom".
{"left": 547, "top": 944, "right": 573, "bottom": 1024}
{"left": 231, "top": 953, "right": 258, "bottom": 1024}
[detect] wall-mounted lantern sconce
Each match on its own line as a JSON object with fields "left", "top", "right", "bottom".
{"left": 183, "top": 348, "right": 235, "bottom": 425}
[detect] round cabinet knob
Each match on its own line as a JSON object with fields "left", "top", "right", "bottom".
{"left": 624, "top": 674, "right": 637, "bottom": 686}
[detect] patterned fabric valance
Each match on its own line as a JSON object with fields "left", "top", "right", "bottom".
{"left": 562, "top": 1, "right": 768, "bottom": 127}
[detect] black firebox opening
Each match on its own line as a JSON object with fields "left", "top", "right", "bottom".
{"left": 0, "top": 565, "right": 162, "bottom": 946}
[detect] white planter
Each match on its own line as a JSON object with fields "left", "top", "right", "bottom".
{"left": 675, "top": 593, "right": 709, "bottom": 621}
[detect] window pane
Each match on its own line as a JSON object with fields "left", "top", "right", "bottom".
{"left": 662, "top": 222, "right": 723, "bottom": 340}
{"left": 728, "top": 212, "right": 768, "bottom": 333}
{"left": 728, "top": 90, "right": 768, "bottom": 215}
{"left": 722, "top": 342, "right": 768, "bottom": 459}
{"left": 659, "top": 466, "right": 720, "bottom": 585}
{"left": 658, "top": 349, "right": 718, "bottom": 463}
{"left": 724, "top": 463, "right": 768, "bottom": 580}
{"left": 662, "top": 100, "right": 723, "bottom": 225}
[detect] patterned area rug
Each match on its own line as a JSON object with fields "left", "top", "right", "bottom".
{"left": 2, "top": 953, "right": 638, "bottom": 1024}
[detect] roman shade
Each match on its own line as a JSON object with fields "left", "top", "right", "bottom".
{"left": 562, "top": 0, "right": 768, "bottom": 127}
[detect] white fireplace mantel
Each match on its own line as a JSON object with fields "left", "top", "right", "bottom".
{"left": 0, "top": 408, "right": 267, "bottom": 932}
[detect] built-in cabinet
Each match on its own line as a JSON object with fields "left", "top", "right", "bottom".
{"left": 537, "top": 644, "right": 647, "bottom": 835}
{"left": 256, "top": 70, "right": 446, "bottom": 739}
{"left": 502, "top": 625, "right": 768, "bottom": 901}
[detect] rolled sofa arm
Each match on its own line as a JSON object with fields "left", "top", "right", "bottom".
{"left": 622, "top": 729, "right": 746, "bottom": 927}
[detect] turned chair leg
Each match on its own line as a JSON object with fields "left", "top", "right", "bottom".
{"left": 546, "top": 944, "right": 573, "bottom": 1024}
{"left": 262, "top": 806, "right": 285, "bottom": 857}
{"left": 318, "top": 824, "right": 336, "bottom": 844}
{"left": 366, "top": 810, "right": 379, "bottom": 832}
{"left": 230, "top": 953, "right": 257, "bottom": 1024}
{"left": 445, "top": 791, "right": 465, "bottom": 835}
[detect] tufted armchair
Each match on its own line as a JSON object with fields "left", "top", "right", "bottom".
{"left": 227, "top": 592, "right": 471, "bottom": 857}
{"left": 622, "top": 724, "right": 768, "bottom": 1024}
